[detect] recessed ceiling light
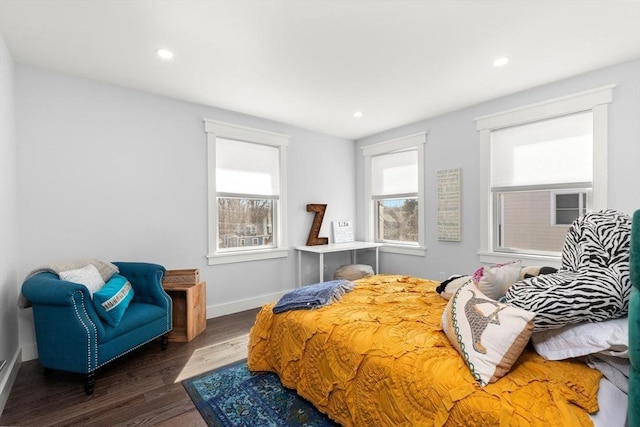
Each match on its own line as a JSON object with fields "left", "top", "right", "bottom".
{"left": 353, "top": 111, "right": 363, "bottom": 119}
{"left": 156, "top": 48, "right": 174, "bottom": 60}
{"left": 493, "top": 57, "right": 509, "bottom": 67}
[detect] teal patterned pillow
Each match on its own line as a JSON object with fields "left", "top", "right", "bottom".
{"left": 93, "top": 274, "right": 135, "bottom": 327}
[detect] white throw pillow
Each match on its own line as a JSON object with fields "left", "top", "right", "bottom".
{"left": 441, "top": 281, "right": 535, "bottom": 386}
{"left": 59, "top": 264, "right": 105, "bottom": 296}
{"left": 473, "top": 260, "right": 522, "bottom": 300}
{"left": 532, "top": 317, "right": 629, "bottom": 360}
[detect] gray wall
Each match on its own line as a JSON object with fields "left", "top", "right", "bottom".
{"left": 15, "top": 65, "right": 356, "bottom": 359}
{"left": 356, "top": 59, "right": 640, "bottom": 280}
{"left": 0, "top": 34, "right": 19, "bottom": 412}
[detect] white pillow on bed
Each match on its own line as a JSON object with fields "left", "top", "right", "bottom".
{"left": 472, "top": 260, "right": 522, "bottom": 300}
{"left": 442, "top": 281, "right": 535, "bottom": 386}
{"left": 532, "top": 317, "right": 629, "bottom": 360}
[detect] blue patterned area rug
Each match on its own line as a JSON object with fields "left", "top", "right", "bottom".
{"left": 183, "top": 359, "right": 339, "bottom": 426}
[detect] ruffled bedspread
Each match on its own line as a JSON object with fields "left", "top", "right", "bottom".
{"left": 248, "top": 275, "right": 602, "bottom": 427}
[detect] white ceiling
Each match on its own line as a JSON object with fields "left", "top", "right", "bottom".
{"left": 1, "top": 1, "right": 639, "bottom": 140}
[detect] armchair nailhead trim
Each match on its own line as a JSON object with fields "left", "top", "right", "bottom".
{"left": 162, "top": 291, "right": 172, "bottom": 330}
{"left": 61, "top": 269, "right": 172, "bottom": 375}
{"left": 159, "top": 271, "right": 173, "bottom": 331}
{"left": 97, "top": 331, "right": 169, "bottom": 368}
{"left": 70, "top": 290, "right": 98, "bottom": 372}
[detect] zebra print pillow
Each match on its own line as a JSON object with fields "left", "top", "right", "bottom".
{"left": 504, "top": 209, "right": 632, "bottom": 331}
{"left": 503, "top": 270, "right": 629, "bottom": 331}
{"left": 561, "top": 209, "right": 632, "bottom": 273}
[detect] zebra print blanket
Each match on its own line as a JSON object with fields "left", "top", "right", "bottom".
{"left": 504, "top": 209, "right": 631, "bottom": 331}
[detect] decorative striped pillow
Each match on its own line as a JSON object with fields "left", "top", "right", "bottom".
{"left": 93, "top": 274, "right": 135, "bottom": 327}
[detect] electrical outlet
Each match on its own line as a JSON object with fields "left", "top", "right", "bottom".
{"left": 439, "top": 272, "right": 446, "bottom": 281}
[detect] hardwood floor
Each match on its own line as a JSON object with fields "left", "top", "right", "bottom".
{"left": 0, "top": 308, "right": 261, "bottom": 427}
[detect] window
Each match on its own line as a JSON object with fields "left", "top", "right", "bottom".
{"left": 476, "top": 85, "right": 613, "bottom": 262}
{"left": 204, "top": 119, "right": 289, "bottom": 264}
{"left": 216, "top": 138, "right": 277, "bottom": 252}
{"left": 362, "top": 133, "right": 426, "bottom": 256}
{"left": 552, "top": 191, "right": 587, "bottom": 226}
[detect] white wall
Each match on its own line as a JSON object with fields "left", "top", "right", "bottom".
{"left": 15, "top": 65, "right": 356, "bottom": 358}
{"left": 0, "top": 34, "right": 20, "bottom": 413}
{"left": 10, "top": 56, "right": 640, "bottom": 364}
{"left": 356, "top": 59, "right": 640, "bottom": 281}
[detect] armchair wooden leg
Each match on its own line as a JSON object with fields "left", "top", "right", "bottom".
{"left": 43, "top": 367, "right": 53, "bottom": 376}
{"left": 85, "top": 372, "right": 95, "bottom": 395}
{"left": 161, "top": 333, "right": 169, "bottom": 351}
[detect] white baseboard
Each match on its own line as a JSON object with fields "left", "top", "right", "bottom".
{"left": 206, "top": 289, "right": 290, "bottom": 319}
{"left": 21, "top": 343, "right": 37, "bottom": 362}
{"left": 0, "top": 348, "right": 22, "bottom": 417}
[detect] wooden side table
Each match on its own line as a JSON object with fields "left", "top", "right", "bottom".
{"left": 163, "top": 281, "right": 207, "bottom": 342}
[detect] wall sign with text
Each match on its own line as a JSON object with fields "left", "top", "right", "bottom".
{"left": 437, "top": 168, "right": 461, "bottom": 242}
{"left": 332, "top": 220, "right": 354, "bottom": 243}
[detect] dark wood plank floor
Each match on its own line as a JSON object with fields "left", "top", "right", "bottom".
{"left": 0, "top": 308, "right": 261, "bottom": 426}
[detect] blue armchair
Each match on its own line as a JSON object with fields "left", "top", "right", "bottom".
{"left": 21, "top": 262, "right": 172, "bottom": 395}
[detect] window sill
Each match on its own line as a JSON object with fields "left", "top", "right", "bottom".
{"left": 477, "top": 250, "right": 561, "bottom": 269}
{"left": 207, "top": 248, "right": 289, "bottom": 265}
{"left": 380, "top": 245, "right": 426, "bottom": 257}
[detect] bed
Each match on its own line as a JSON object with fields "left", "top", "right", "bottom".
{"left": 250, "top": 274, "right": 628, "bottom": 426}
{"left": 248, "top": 210, "right": 632, "bottom": 426}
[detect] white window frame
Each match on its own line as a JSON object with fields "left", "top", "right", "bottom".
{"left": 362, "top": 132, "right": 427, "bottom": 256}
{"left": 204, "top": 119, "right": 289, "bottom": 265}
{"left": 475, "top": 85, "right": 613, "bottom": 265}
{"left": 550, "top": 190, "right": 588, "bottom": 226}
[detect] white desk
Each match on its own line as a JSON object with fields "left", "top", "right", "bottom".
{"left": 295, "top": 241, "right": 383, "bottom": 286}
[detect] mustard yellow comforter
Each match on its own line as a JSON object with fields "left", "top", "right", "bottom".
{"left": 248, "top": 275, "right": 602, "bottom": 426}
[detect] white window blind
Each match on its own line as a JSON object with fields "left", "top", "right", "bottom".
{"left": 371, "top": 150, "right": 418, "bottom": 196}
{"left": 216, "top": 138, "right": 280, "bottom": 195}
{"left": 490, "top": 112, "right": 593, "bottom": 189}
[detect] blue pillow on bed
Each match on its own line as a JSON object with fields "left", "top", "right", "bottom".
{"left": 93, "top": 274, "right": 134, "bottom": 327}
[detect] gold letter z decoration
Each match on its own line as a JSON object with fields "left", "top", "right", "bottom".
{"left": 306, "top": 204, "right": 329, "bottom": 246}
